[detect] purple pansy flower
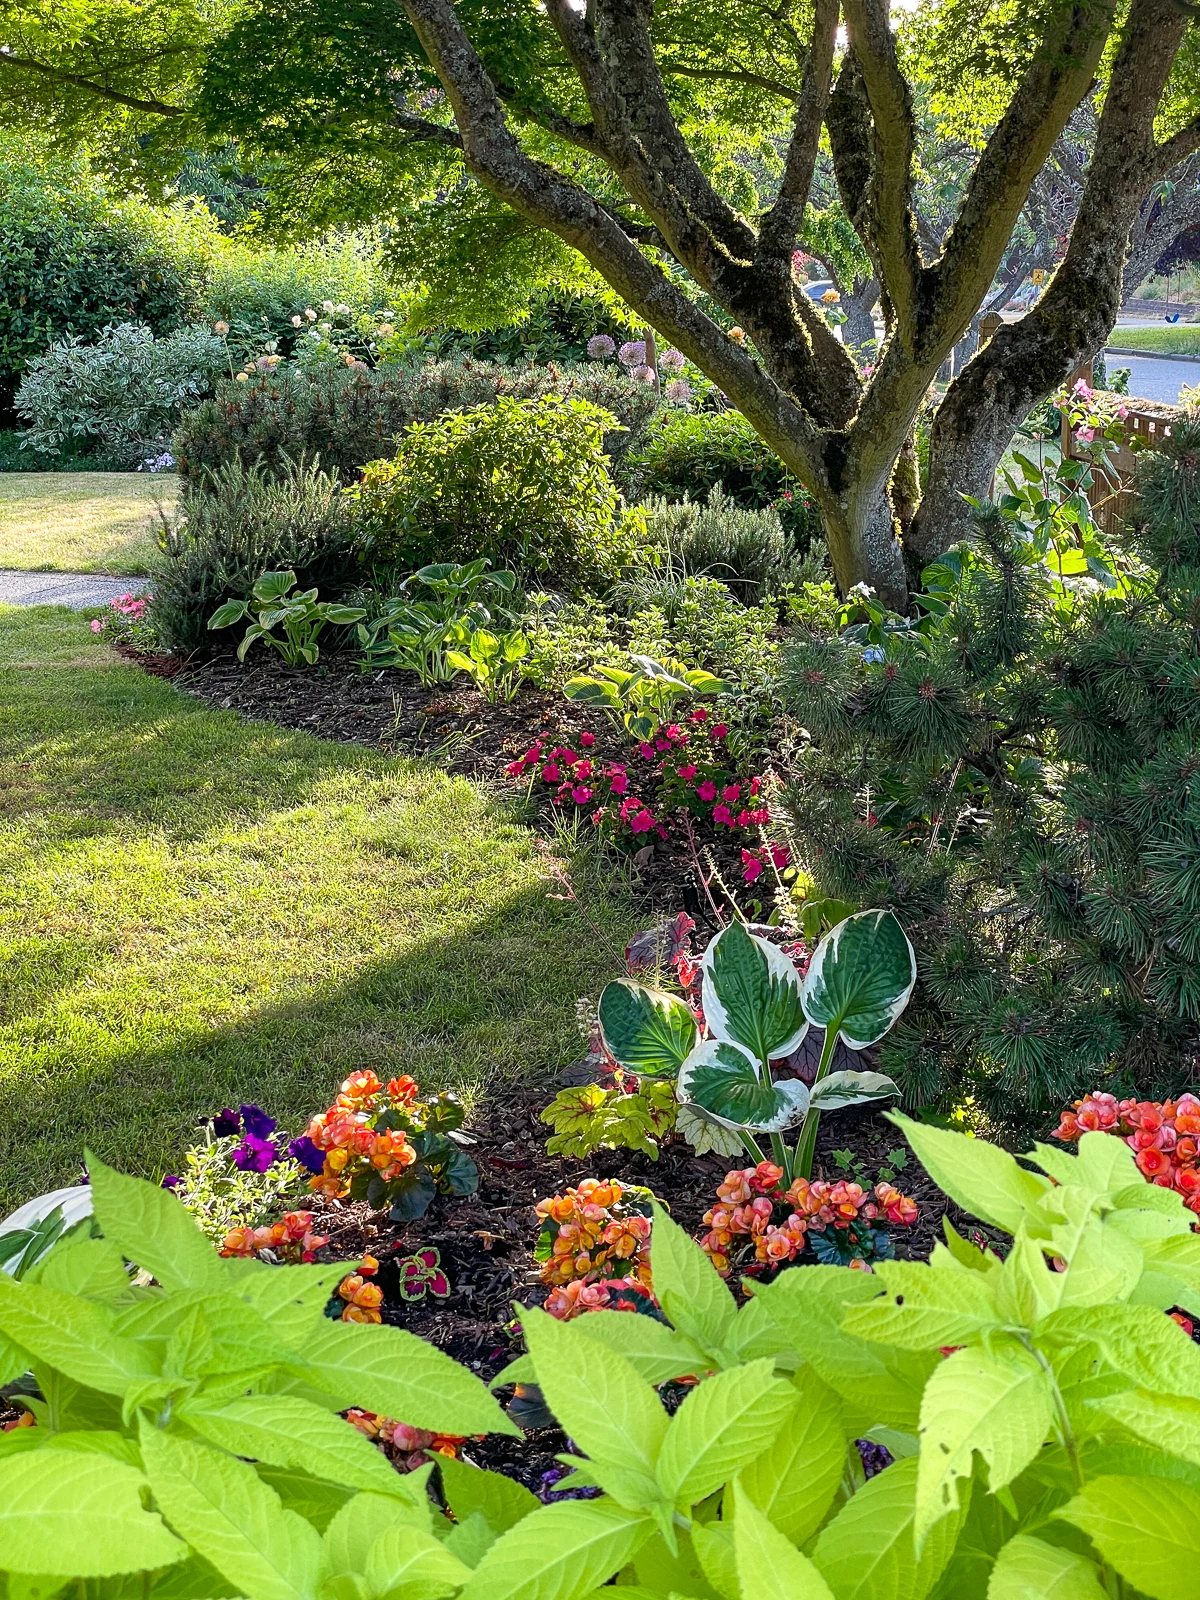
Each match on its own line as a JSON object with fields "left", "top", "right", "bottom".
{"left": 287, "top": 1135, "right": 327, "bottom": 1175}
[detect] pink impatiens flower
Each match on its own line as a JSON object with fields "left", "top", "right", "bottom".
{"left": 542, "top": 762, "right": 560, "bottom": 783}
{"left": 696, "top": 780, "right": 717, "bottom": 802}
{"left": 580, "top": 731, "right": 596, "bottom": 747}
{"left": 677, "top": 764, "right": 697, "bottom": 780}
{"left": 630, "top": 809, "right": 655, "bottom": 833}
{"left": 741, "top": 850, "right": 763, "bottom": 883}
{"left": 722, "top": 784, "right": 741, "bottom": 804}
{"left": 712, "top": 804, "right": 734, "bottom": 827}
{"left": 710, "top": 723, "right": 729, "bottom": 741}
{"left": 770, "top": 843, "right": 791, "bottom": 870}
{"left": 571, "top": 786, "right": 592, "bottom": 804}
{"left": 609, "top": 771, "right": 629, "bottom": 795}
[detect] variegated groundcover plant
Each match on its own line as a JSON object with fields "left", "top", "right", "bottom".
{"left": 597, "top": 910, "right": 918, "bottom": 1180}
{"left": 3, "top": 1119, "right": 1200, "bottom": 1598}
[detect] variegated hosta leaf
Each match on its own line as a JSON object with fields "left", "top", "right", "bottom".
{"left": 598, "top": 981, "right": 698, "bottom": 1077}
{"left": 678, "top": 1040, "right": 810, "bottom": 1133}
{"left": 700, "top": 922, "right": 808, "bottom": 1065}
{"left": 802, "top": 910, "right": 916, "bottom": 1051}
{"left": 809, "top": 1071, "right": 901, "bottom": 1111}
{"left": 675, "top": 1103, "right": 746, "bottom": 1159}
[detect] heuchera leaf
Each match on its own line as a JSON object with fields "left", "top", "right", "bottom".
{"left": 700, "top": 921, "right": 808, "bottom": 1063}
{"left": 0, "top": 1450, "right": 185, "bottom": 1577}
{"left": 800, "top": 910, "right": 916, "bottom": 1050}
{"left": 598, "top": 980, "right": 698, "bottom": 1076}
{"left": 1056, "top": 1475, "right": 1200, "bottom": 1600}
{"left": 678, "top": 1038, "right": 809, "bottom": 1133}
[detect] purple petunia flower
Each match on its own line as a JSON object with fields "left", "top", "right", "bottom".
{"left": 211, "top": 1108, "right": 241, "bottom": 1137}
{"left": 287, "top": 1135, "right": 327, "bottom": 1175}
{"left": 239, "top": 1103, "right": 277, "bottom": 1140}
{"left": 161, "top": 1174, "right": 182, "bottom": 1190}
{"left": 231, "top": 1134, "right": 280, "bottom": 1172}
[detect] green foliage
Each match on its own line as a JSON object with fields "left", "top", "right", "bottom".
{"left": 173, "top": 358, "right": 659, "bottom": 487}
{"left": 15, "top": 322, "right": 227, "bottom": 464}
{"left": 354, "top": 560, "right": 519, "bottom": 686}
{"left": 598, "top": 917, "right": 913, "bottom": 1180}
{"left": 540, "top": 1080, "right": 678, "bottom": 1161}
{"left": 779, "top": 433, "right": 1200, "bottom": 1127}
{"left": 446, "top": 626, "right": 531, "bottom": 703}
{"left": 166, "top": 1126, "right": 305, "bottom": 1246}
{"left": 563, "top": 654, "right": 731, "bottom": 742}
{"left": 150, "top": 455, "right": 361, "bottom": 653}
{"left": 626, "top": 409, "right": 823, "bottom": 549}
{"left": 424, "top": 288, "right": 634, "bottom": 367}
{"left": 352, "top": 395, "right": 632, "bottom": 585}
{"left": 639, "top": 486, "right": 817, "bottom": 605}
{"left": 208, "top": 569, "right": 365, "bottom": 666}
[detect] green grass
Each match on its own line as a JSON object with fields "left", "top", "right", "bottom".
{"left": 1106, "top": 326, "right": 1200, "bottom": 357}
{"left": 0, "top": 607, "right": 635, "bottom": 1210}
{"left": 0, "top": 472, "right": 178, "bottom": 575}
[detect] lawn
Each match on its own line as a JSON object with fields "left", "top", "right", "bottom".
{"left": 0, "top": 606, "right": 634, "bottom": 1211}
{"left": 0, "top": 471, "right": 178, "bottom": 575}
{"left": 1106, "top": 325, "right": 1200, "bottom": 356}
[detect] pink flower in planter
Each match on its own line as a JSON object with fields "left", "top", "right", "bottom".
{"left": 609, "top": 770, "right": 629, "bottom": 795}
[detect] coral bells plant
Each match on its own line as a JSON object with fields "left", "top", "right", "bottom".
{"left": 1053, "top": 1092, "right": 1200, "bottom": 1216}
{"left": 303, "top": 1070, "right": 478, "bottom": 1221}
{"left": 219, "top": 1210, "right": 329, "bottom": 1263}
{"left": 534, "top": 1179, "right": 654, "bottom": 1300}
{"left": 698, "top": 1161, "right": 918, "bottom": 1278}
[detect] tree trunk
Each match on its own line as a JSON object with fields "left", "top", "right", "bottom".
{"left": 841, "top": 278, "right": 879, "bottom": 356}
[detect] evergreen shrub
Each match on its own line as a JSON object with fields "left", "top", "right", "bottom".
{"left": 639, "top": 486, "right": 819, "bottom": 603}
{"left": 779, "top": 428, "right": 1200, "bottom": 1130}
{"left": 173, "top": 359, "right": 659, "bottom": 484}
{"left": 150, "top": 456, "right": 360, "bottom": 653}
{"left": 351, "top": 395, "right": 633, "bottom": 585}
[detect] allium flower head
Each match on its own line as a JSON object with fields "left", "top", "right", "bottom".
{"left": 665, "top": 378, "right": 691, "bottom": 403}
{"left": 213, "top": 321, "right": 230, "bottom": 336}
{"left": 631, "top": 364, "right": 655, "bottom": 383}
{"left": 587, "top": 334, "right": 615, "bottom": 359}
{"left": 659, "top": 347, "right": 685, "bottom": 371}
{"left": 618, "top": 340, "right": 646, "bottom": 367}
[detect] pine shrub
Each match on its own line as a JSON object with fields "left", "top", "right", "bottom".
{"left": 779, "top": 429, "right": 1200, "bottom": 1131}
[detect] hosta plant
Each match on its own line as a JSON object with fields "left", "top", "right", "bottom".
{"left": 208, "top": 568, "right": 365, "bottom": 665}
{"left": 446, "top": 625, "right": 532, "bottom": 702}
{"left": 303, "top": 1070, "right": 478, "bottom": 1221}
{"left": 491, "top": 1113, "right": 1200, "bottom": 1600}
{"left": 596, "top": 911, "right": 917, "bottom": 1181}
{"left": 563, "top": 652, "right": 731, "bottom": 741}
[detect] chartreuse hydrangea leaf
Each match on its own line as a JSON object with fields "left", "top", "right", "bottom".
{"left": 732, "top": 1484, "right": 835, "bottom": 1600}
{"left": 678, "top": 1039, "right": 810, "bottom": 1133}
{"left": 85, "top": 1151, "right": 227, "bottom": 1293}
{"left": 1042, "top": 1302, "right": 1200, "bottom": 1400}
{"left": 889, "top": 1113, "right": 1052, "bottom": 1235}
{"left": 293, "top": 1319, "right": 520, "bottom": 1437}
{"left": 554, "top": 1307, "right": 712, "bottom": 1384}
{"left": 321, "top": 1490, "right": 432, "bottom": 1576}
{"left": 25, "top": 1232, "right": 130, "bottom": 1303}
{"left": 987, "top": 1533, "right": 1107, "bottom": 1599}
{"left": 655, "top": 1358, "right": 797, "bottom": 1509}
{"left": 1056, "top": 1475, "right": 1200, "bottom": 1600}
{"left": 436, "top": 1454, "right": 540, "bottom": 1536}
{"left": 140, "top": 1423, "right": 321, "bottom": 1600}
{"left": 456, "top": 1498, "right": 654, "bottom": 1600}
{"left": 519, "top": 1307, "right": 668, "bottom": 1503}
{"left": 0, "top": 1277, "right": 154, "bottom": 1396}
{"left": 598, "top": 980, "right": 698, "bottom": 1076}
{"left": 0, "top": 1329, "right": 29, "bottom": 1386}
{"left": 841, "top": 1259, "right": 1001, "bottom": 1351}
{"left": 233, "top": 1262, "right": 357, "bottom": 1343}
{"left": 1133, "top": 1232, "right": 1200, "bottom": 1315}
{"left": 800, "top": 909, "right": 916, "bottom": 1050}
{"left": 252, "top": 1467, "right": 354, "bottom": 1534}
{"left": 737, "top": 1367, "right": 846, "bottom": 1546}
{"left": 1098, "top": 1388, "right": 1200, "bottom": 1467}
{"left": 690, "top": 1522, "right": 736, "bottom": 1597}
{"left": 648, "top": 1202, "right": 737, "bottom": 1362}
{"left": 812, "top": 1456, "right": 964, "bottom": 1600}
{"left": 0, "top": 1450, "right": 185, "bottom": 1577}
{"left": 700, "top": 921, "right": 808, "bottom": 1063}
{"left": 179, "top": 1395, "right": 426, "bottom": 1501}
{"left": 915, "top": 1342, "right": 1053, "bottom": 1547}
{"left": 363, "top": 1521, "right": 472, "bottom": 1599}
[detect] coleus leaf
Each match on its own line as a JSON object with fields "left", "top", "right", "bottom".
{"left": 598, "top": 980, "right": 698, "bottom": 1077}
{"left": 700, "top": 922, "right": 808, "bottom": 1064}
{"left": 677, "top": 1039, "right": 809, "bottom": 1133}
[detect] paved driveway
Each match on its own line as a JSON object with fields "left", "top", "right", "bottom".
{"left": 0, "top": 570, "right": 147, "bottom": 609}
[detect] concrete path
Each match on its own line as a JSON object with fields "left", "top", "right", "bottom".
{"left": 0, "top": 570, "right": 148, "bottom": 610}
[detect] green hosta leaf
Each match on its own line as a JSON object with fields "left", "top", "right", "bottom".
{"left": 564, "top": 1308, "right": 712, "bottom": 1384}
{"left": 1098, "top": 1388, "right": 1200, "bottom": 1467}
{"left": 322, "top": 1490, "right": 432, "bottom": 1577}
{"left": 232, "top": 1262, "right": 353, "bottom": 1344}
{"left": 735, "top": 1367, "right": 846, "bottom": 1545}
{"left": 801, "top": 910, "right": 916, "bottom": 1050}
{"left": 252, "top": 570, "right": 297, "bottom": 601}
{"left": 296, "top": 1320, "right": 519, "bottom": 1437}
{"left": 987, "top": 1533, "right": 1108, "bottom": 1599}
{"left": 0, "top": 1450, "right": 185, "bottom": 1577}
{"left": 598, "top": 980, "right": 698, "bottom": 1077}
{"left": 889, "top": 1114, "right": 1051, "bottom": 1234}
{"left": 678, "top": 1039, "right": 809, "bottom": 1133}
{"left": 656, "top": 1358, "right": 797, "bottom": 1508}
{"left": 812, "top": 1456, "right": 964, "bottom": 1600}
{"left": 700, "top": 922, "right": 808, "bottom": 1063}
{"left": 648, "top": 1202, "right": 737, "bottom": 1360}
{"left": 141, "top": 1424, "right": 321, "bottom": 1600}
{"left": 808, "top": 1071, "right": 901, "bottom": 1111}
{"left": 180, "top": 1395, "right": 424, "bottom": 1501}
{"left": 840, "top": 1260, "right": 1000, "bottom": 1351}
{"left": 0, "top": 1278, "right": 154, "bottom": 1396}
{"left": 456, "top": 1499, "right": 653, "bottom": 1600}
{"left": 436, "top": 1455, "right": 540, "bottom": 1536}
{"left": 1056, "top": 1475, "right": 1200, "bottom": 1600}
{"left": 519, "top": 1308, "right": 668, "bottom": 1495}
{"left": 916, "top": 1342, "right": 1053, "bottom": 1547}
{"left": 563, "top": 676, "right": 621, "bottom": 708}
{"left": 674, "top": 1102, "right": 745, "bottom": 1158}
{"left": 732, "top": 1484, "right": 836, "bottom": 1600}
{"left": 86, "top": 1152, "right": 226, "bottom": 1293}
{"left": 364, "top": 1523, "right": 472, "bottom": 1600}
{"left": 208, "top": 599, "right": 249, "bottom": 629}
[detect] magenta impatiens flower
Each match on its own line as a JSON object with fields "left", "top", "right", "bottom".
{"left": 630, "top": 809, "right": 654, "bottom": 833}
{"left": 770, "top": 843, "right": 792, "bottom": 870}
{"left": 580, "top": 731, "right": 596, "bottom": 747}
{"left": 696, "top": 780, "right": 717, "bottom": 802}
{"left": 609, "top": 770, "right": 629, "bottom": 795}
{"left": 712, "top": 804, "right": 734, "bottom": 827}
{"left": 542, "top": 762, "right": 560, "bottom": 782}
{"left": 677, "top": 764, "right": 697, "bottom": 780}
{"left": 571, "top": 786, "right": 592, "bottom": 804}
{"left": 741, "top": 850, "right": 763, "bottom": 883}
{"left": 722, "top": 783, "right": 741, "bottom": 804}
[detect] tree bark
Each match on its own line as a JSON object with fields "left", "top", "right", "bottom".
{"left": 841, "top": 278, "right": 880, "bottom": 355}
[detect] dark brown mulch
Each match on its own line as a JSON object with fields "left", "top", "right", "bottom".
{"left": 169, "top": 651, "right": 762, "bottom": 924}
{"left": 298, "top": 1084, "right": 985, "bottom": 1493}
